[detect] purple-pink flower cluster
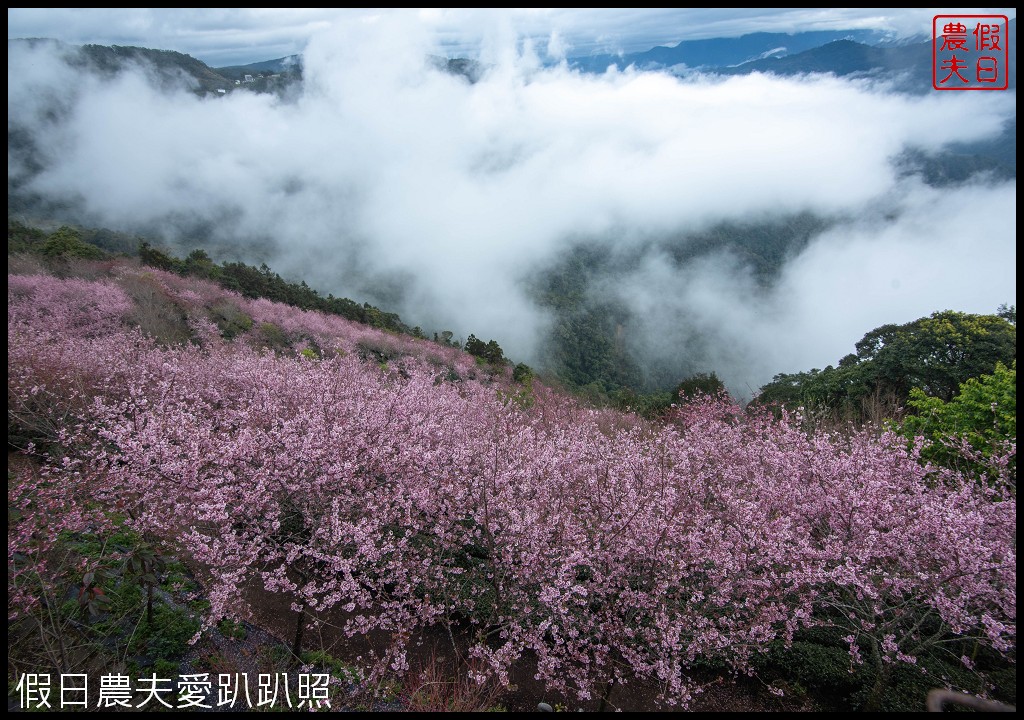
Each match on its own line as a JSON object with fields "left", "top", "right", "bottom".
{"left": 8, "top": 271, "right": 1016, "bottom": 706}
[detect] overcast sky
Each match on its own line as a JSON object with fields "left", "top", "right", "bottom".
{"left": 8, "top": 8, "right": 1015, "bottom": 67}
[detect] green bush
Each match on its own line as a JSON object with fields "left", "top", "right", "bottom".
{"left": 897, "top": 361, "right": 1015, "bottom": 484}
{"left": 218, "top": 618, "right": 247, "bottom": 640}
{"left": 42, "top": 226, "right": 106, "bottom": 260}
{"left": 131, "top": 604, "right": 200, "bottom": 660}
{"left": 209, "top": 301, "right": 253, "bottom": 339}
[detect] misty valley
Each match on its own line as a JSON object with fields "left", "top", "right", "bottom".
{"left": 7, "top": 18, "right": 1016, "bottom": 713}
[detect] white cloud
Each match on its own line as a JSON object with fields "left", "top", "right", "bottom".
{"left": 617, "top": 180, "right": 1016, "bottom": 395}
{"left": 8, "top": 19, "right": 1016, "bottom": 390}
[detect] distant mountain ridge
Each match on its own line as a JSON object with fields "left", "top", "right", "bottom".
{"left": 716, "top": 38, "right": 931, "bottom": 88}
{"left": 8, "top": 38, "right": 234, "bottom": 94}
{"left": 567, "top": 29, "right": 896, "bottom": 72}
{"left": 214, "top": 55, "right": 302, "bottom": 81}
{"left": 568, "top": 21, "right": 1016, "bottom": 96}
{"left": 715, "top": 19, "right": 1016, "bottom": 93}
{"left": 17, "top": 21, "right": 1015, "bottom": 94}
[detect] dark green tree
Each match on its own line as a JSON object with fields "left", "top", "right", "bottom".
{"left": 896, "top": 361, "right": 1016, "bottom": 485}
{"left": 756, "top": 310, "right": 1016, "bottom": 422}
{"left": 138, "top": 241, "right": 180, "bottom": 272}
{"left": 8, "top": 219, "right": 47, "bottom": 253}
{"left": 675, "top": 372, "right": 726, "bottom": 401}
{"left": 997, "top": 303, "right": 1016, "bottom": 324}
{"left": 182, "top": 248, "right": 220, "bottom": 279}
{"left": 465, "top": 335, "right": 507, "bottom": 365}
{"left": 512, "top": 363, "right": 534, "bottom": 384}
{"left": 852, "top": 311, "right": 1016, "bottom": 402}
{"left": 464, "top": 334, "right": 485, "bottom": 357}
{"left": 43, "top": 226, "right": 106, "bottom": 260}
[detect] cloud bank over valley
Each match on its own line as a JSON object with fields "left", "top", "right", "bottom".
{"left": 7, "top": 19, "right": 1016, "bottom": 394}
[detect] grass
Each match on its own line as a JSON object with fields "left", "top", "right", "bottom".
{"left": 401, "top": 651, "right": 504, "bottom": 713}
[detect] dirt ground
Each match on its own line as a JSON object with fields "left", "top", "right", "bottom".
{"left": 178, "top": 579, "right": 820, "bottom": 713}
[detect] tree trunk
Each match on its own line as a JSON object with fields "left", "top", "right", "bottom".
{"left": 291, "top": 603, "right": 306, "bottom": 661}
{"left": 597, "top": 677, "right": 615, "bottom": 712}
{"left": 865, "top": 639, "right": 890, "bottom": 712}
